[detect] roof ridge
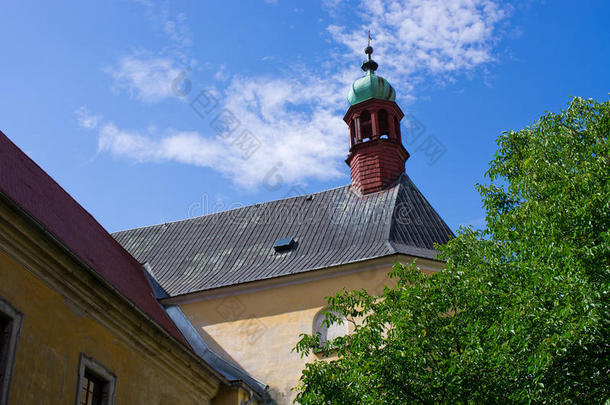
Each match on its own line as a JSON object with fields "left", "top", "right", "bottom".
{"left": 388, "top": 173, "right": 455, "bottom": 252}
{"left": 402, "top": 174, "right": 455, "bottom": 239}
{"left": 383, "top": 174, "right": 402, "bottom": 255}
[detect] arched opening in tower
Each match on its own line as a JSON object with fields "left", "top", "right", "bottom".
{"left": 359, "top": 110, "right": 372, "bottom": 142}
{"left": 378, "top": 109, "right": 389, "bottom": 139}
{"left": 393, "top": 116, "right": 401, "bottom": 142}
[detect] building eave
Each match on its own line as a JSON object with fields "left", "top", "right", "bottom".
{"left": 160, "top": 253, "right": 444, "bottom": 306}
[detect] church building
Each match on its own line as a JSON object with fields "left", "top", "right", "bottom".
{"left": 113, "top": 45, "right": 453, "bottom": 404}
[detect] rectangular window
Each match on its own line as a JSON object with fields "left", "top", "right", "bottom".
{"left": 0, "top": 297, "right": 23, "bottom": 405}
{"left": 80, "top": 371, "right": 104, "bottom": 405}
{"left": 75, "top": 354, "right": 116, "bottom": 405}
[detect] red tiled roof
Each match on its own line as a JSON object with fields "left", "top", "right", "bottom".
{"left": 0, "top": 130, "right": 189, "bottom": 347}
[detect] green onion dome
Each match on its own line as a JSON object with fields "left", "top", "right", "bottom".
{"left": 347, "top": 45, "right": 396, "bottom": 105}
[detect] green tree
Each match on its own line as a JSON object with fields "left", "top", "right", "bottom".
{"left": 294, "top": 97, "right": 609, "bottom": 404}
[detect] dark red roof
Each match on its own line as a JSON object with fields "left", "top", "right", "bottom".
{"left": 0, "top": 130, "right": 188, "bottom": 347}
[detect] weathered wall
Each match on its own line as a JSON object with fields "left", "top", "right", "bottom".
{"left": 213, "top": 385, "right": 261, "bottom": 405}
{"left": 179, "top": 257, "right": 441, "bottom": 404}
{"left": 0, "top": 250, "right": 219, "bottom": 405}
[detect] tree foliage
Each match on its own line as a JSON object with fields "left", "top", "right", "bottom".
{"left": 294, "top": 97, "right": 610, "bottom": 404}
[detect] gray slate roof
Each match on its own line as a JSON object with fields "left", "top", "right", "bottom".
{"left": 113, "top": 174, "right": 453, "bottom": 297}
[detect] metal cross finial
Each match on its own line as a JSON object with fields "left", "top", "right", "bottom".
{"left": 362, "top": 29, "right": 376, "bottom": 71}
{"left": 364, "top": 30, "right": 374, "bottom": 61}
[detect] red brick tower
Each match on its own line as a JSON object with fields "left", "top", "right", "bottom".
{"left": 344, "top": 44, "right": 409, "bottom": 195}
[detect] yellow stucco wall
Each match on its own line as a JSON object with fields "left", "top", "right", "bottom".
{"left": 0, "top": 250, "right": 217, "bottom": 405}
{"left": 179, "top": 257, "right": 441, "bottom": 404}
{"left": 213, "top": 385, "right": 261, "bottom": 405}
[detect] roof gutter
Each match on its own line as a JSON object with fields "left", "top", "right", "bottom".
{"left": 163, "top": 305, "right": 269, "bottom": 399}
{"left": 140, "top": 263, "right": 268, "bottom": 399}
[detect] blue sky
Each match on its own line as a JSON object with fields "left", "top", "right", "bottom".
{"left": 1, "top": 0, "right": 609, "bottom": 233}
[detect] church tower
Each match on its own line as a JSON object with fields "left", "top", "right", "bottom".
{"left": 344, "top": 44, "right": 409, "bottom": 195}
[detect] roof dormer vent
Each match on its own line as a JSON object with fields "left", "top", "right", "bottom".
{"left": 273, "top": 237, "right": 295, "bottom": 252}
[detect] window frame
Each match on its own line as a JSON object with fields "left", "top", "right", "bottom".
{"left": 74, "top": 354, "right": 116, "bottom": 405}
{"left": 0, "top": 297, "right": 23, "bottom": 405}
{"left": 312, "top": 308, "right": 348, "bottom": 353}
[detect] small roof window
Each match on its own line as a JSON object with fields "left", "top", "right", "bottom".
{"left": 273, "top": 237, "right": 295, "bottom": 252}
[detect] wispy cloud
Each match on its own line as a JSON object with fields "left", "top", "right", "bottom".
{"left": 95, "top": 0, "right": 510, "bottom": 189}
{"left": 75, "top": 106, "right": 101, "bottom": 129}
{"left": 329, "top": 0, "right": 509, "bottom": 86}
{"left": 162, "top": 12, "right": 192, "bottom": 50}
{"left": 98, "top": 124, "right": 222, "bottom": 165}
{"left": 132, "top": 0, "right": 193, "bottom": 57}
{"left": 104, "top": 2, "right": 194, "bottom": 103}
{"left": 94, "top": 71, "right": 349, "bottom": 188}
{"left": 105, "top": 53, "right": 185, "bottom": 103}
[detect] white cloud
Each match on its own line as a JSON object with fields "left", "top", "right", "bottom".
{"left": 329, "top": 0, "right": 508, "bottom": 85}
{"left": 214, "top": 64, "right": 229, "bottom": 82}
{"left": 162, "top": 12, "right": 193, "bottom": 50}
{"left": 96, "top": 72, "right": 349, "bottom": 189}
{"left": 105, "top": 54, "right": 185, "bottom": 103}
{"left": 98, "top": 124, "right": 223, "bottom": 164}
{"left": 133, "top": 1, "right": 193, "bottom": 58}
{"left": 75, "top": 106, "right": 101, "bottom": 129}
{"left": 96, "top": 0, "right": 510, "bottom": 189}
{"left": 105, "top": 3, "right": 195, "bottom": 103}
